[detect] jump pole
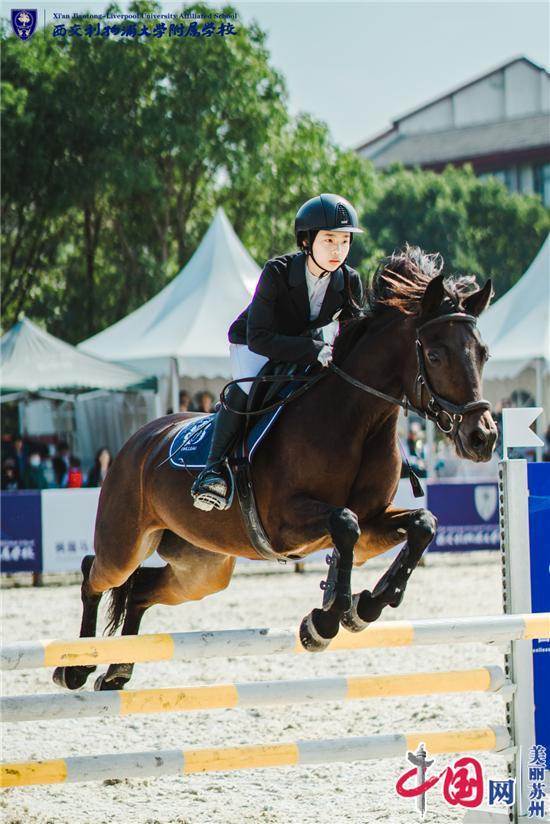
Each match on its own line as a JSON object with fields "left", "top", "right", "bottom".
{"left": 1, "top": 726, "right": 511, "bottom": 788}
{"left": 1, "top": 666, "right": 509, "bottom": 724}
{"left": 1, "top": 613, "right": 547, "bottom": 671}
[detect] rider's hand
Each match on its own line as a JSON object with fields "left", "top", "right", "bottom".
{"left": 317, "top": 344, "right": 333, "bottom": 368}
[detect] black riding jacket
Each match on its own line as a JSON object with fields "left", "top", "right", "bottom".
{"left": 228, "top": 251, "right": 364, "bottom": 366}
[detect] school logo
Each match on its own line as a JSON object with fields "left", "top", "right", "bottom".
{"left": 11, "top": 9, "right": 37, "bottom": 41}
{"left": 474, "top": 485, "right": 498, "bottom": 522}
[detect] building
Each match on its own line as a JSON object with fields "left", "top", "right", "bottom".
{"left": 357, "top": 57, "right": 550, "bottom": 206}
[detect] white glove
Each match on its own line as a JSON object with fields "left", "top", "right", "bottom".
{"left": 317, "top": 344, "right": 333, "bottom": 367}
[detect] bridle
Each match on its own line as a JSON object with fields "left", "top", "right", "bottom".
{"left": 331, "top": 312, "right": 491, "bottom": 438}
{"left": 412, "top": 313, "right": 491, "bottom": 435}
{"left": 218, "top": 311, "right": 491, "bottom": 441}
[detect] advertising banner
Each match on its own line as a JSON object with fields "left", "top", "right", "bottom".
{"left": 0, "top": 491, "right": 42, "bottom": 573}
{"left": 528, "top": 463, "right": 550, "bottom": 756}
{"left": 427, "top": 482, "right": 499, "bottom": 552}
{"left": 41, "top": 488, "right": 100, "bottom": 573}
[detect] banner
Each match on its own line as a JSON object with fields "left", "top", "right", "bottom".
{"left": 41, "top": 488, "right": 100, "bottom": 573}
{"left": 427, "top": 482, "right": 499, "bottom": 552}
{"left": 528, "top": 463, "right": 550, "bottom": 756}
{"left": 0, "top": 491, "right": 42, "bottom": 573}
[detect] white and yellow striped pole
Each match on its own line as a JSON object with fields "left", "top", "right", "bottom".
{"left": 1, "top": 726, "right": 511, "bottom": 788}
{"left": 1, "top": 666, "right": 507, "bottom": 724}
{"left": 2, "top": 613, "right": 548, "bottom": 671}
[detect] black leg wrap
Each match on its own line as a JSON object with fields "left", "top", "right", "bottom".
{"left": 355, "top": 540, "right": 426, "bottom": 624}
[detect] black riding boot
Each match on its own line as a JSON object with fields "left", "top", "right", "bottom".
{"left": 191, "top": 384, "right": 248, "bottom": 511}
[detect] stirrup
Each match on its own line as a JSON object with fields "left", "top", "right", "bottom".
{"left": 191, "top": 464, "right": 234, "bottom": 512}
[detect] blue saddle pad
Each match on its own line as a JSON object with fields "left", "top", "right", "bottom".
{"left": 169, "top": 387, "right": 293, "bottom": 471}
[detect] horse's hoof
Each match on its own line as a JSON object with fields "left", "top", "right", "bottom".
{"left": 53, "top": 665, "right": 96, "bottom": 690}
{"left": 340, "top": 594, "right": 370, "bottom": 633}
{"left": 94, "top": 673, "right": 127, "bottom": 692}
{"left": 299, "top": 609, "right": 339, "bottom": 652}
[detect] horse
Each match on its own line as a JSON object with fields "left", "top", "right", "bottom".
{"left": 54, "top": 245, "right": 497, "bottom": 692}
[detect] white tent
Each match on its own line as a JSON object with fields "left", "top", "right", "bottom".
{"left": 1, "top": 317, "right": 154, "bottom": 394}
{"left": 0, "top": 317, "right": 158, "bottom": 466}
{"left": 478, "top": 234, "right": 549, "bottom": 451}
{"left": 78, "top": 208, "right": 261, "bottom": 409}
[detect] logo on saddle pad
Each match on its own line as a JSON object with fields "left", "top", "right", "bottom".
{"left": 474, "top": 485, "right": 498, "bottom": 522}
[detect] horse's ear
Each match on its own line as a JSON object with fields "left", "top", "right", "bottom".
{"left": 462, "top": 280, "right": 493, "bottom": 317}
{"left": 420, "top": 274, "right": 445, "bottom": 318}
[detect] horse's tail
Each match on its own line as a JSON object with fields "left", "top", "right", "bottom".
{"left": 104, "top": 573, "right": 136, "bottom": 635}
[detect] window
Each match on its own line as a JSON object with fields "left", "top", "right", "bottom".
{"left": 534, "top": 163, "right": 550, "bottom": 207}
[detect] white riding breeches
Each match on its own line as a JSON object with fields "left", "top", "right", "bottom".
{"left": 229, "top": 343, "right": 269, "bottom": 395}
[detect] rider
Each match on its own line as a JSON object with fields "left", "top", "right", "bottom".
{"left": 191, "top": 193, "right": 365, "bottom": 511}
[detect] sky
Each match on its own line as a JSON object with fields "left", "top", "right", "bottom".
{"left": 7, "top": 0, "right": 550, "bottom": 149}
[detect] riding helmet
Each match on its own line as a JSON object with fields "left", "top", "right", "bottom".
{"left": 295, "top": 193, "right": 364, "bottom": 249}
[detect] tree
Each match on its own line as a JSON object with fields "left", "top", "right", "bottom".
{"left": 362, "top": 164, "right": 550, "bottom": 298}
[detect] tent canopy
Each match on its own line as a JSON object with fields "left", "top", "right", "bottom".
{"left": 478, "top": 234, "right": 550, "bottom": 380}
{"left": 78, "top": 207, "right": 261, "bottom": 379}
{"left": 0, "top": 317, "right": 155, "bottom": 395}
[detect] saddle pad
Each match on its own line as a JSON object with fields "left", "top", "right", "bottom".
{"left": 168, "top": 397, "right": 288, "bottom": 472}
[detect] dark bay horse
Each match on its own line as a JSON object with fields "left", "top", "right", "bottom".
{"left": 54, "top": 246, "right": 497, "bottom": 691}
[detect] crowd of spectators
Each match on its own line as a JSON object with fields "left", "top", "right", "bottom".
{"left": 166, "top": 389, "right": 216, "bottom": 415}
{"left": 1, "top": 435, "right": 113, "bottom": 491}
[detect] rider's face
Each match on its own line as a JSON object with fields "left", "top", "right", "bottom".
{"left": 310, "top": 231, "right": 351, "bottom": 272}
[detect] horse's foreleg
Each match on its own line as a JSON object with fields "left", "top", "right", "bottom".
{"left": 53, "top": 555, "right": 103, "bottom": 690}
{"left": 278, "top": 498, "right": 360, "bottom": 652}
{"left": 341, "top": 507, "right": 437, "bottom": 633}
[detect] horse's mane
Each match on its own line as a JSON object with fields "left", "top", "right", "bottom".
{"left": 333, "top": 243, "right": 480, "bottom": 363}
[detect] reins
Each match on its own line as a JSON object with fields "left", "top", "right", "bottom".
{"left": 220, "top": 311, "right": 491, "bottom": 438}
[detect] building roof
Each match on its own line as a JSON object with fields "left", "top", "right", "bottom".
{"left": 357, "top": 56, "right": 549, "bottom": 153}
{"left": 363, "top": 114, "right": 550, "bottom": 169}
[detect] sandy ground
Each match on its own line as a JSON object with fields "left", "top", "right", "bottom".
{"left": 1, "top": 551, "right": 510, "bottom": 824}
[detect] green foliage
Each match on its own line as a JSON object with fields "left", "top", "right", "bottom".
{"left": 362, "top": 164, "right": 550, "bottom": 298}
{"left": 1, "top": 5, "right": 548, "bottom": 346}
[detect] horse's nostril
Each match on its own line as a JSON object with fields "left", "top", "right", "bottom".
{"left": 470, "top": 431, "right": 487, "bottom": 449}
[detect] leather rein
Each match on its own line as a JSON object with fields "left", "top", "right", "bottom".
{"left": 221, "top": 312, "right": 491, "bottom": 438}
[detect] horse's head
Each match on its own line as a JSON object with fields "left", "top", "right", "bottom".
{"left": 414, "top": 272, "right": 497, "bottom": 462}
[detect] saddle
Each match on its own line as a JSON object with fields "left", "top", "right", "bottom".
{"left": 169, "top": 361, "right": 317, "bottom": 561}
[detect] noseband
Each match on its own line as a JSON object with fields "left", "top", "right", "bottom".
{"left": 331, "top": 311, "right": 491, "bottom": 439}
{"left": 413, "top": 313, "right": 491, "bottom": 436}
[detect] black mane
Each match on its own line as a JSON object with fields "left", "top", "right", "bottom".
{"left": 333, "top": 244, "right": 480, "bottom": 364}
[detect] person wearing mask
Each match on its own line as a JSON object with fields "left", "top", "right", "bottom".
{"left": 191, "top": 193, "right": 364, "bottom": 512}
{"left": 22, "top": 449, "right": 50, "bottom": 489}
{"left": 86, "top": 447, "right": 112, "bottom": 487}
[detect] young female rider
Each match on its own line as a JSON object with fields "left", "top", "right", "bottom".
{"left": 191, "top": 192, "right": 364, "bottom": 511}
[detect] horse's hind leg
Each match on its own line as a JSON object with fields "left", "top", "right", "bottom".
{"left": 93, "top": 566, "right": 166, "bottom": 691}
{"left": 93, "top": 536, "right": 237, "bottom": 691}
{"left": 341, "top": 507, "right": 437, "bottom": 633}
{"left": 53, "top": 555, "right": 102, "bottom": 689}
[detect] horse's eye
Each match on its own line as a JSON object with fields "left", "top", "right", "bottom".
{"left": 427, "top": 352, "right": 440, "bottom": 364}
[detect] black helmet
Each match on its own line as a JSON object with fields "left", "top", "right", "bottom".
{"left": 295, "top": 193, "right": 363, "bottom": 247}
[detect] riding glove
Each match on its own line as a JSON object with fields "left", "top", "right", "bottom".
{"left": 317, "top": 344, "right": 333, "bottom": 367}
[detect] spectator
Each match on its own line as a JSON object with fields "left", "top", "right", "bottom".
{"left": 22, "top": 449, "right": 49, "bottom": 489}
{"left": 195, "top": 390, "right": 214, "bottom": 414}
{"left": 52, "top": 441, "right": 71, "bottom": 487}
{"left": 179, "top": 390, "right": 191, "bottom": 412}
{"left": 6, "top": 434, "right": 28, "bottom": 479}
{"left": 87, "top": 447, "right": 112, "bottom": 488}
{"left": 67, "top": 457, "right": 83, "bottom": 488}
{"left": 404, "top": 422, "right": 427, "bottom": 478}
{"left": 1, "top": 457, "right": 21, "bottom": 490}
